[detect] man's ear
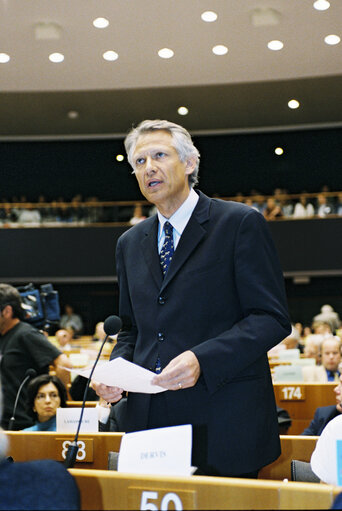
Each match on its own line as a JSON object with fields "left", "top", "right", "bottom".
{"left": 185, "top": 157, "right": 197, "bottom": 176}
{"left": 1, "top": 304, "right": 13, "bottom": 319}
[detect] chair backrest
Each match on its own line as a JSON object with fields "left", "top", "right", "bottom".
{"left": 108, "top": 451, "right": 119, "bottom": 471}
{"left": 291, "top": 460, "right": 320, "bottom": 483}
{"left": 273, "top": 364, "right": 303, "bottom": 382}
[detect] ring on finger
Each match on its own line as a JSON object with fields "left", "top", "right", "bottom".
{"left": 178, "top": 382, "right": 182, "bottom": 390}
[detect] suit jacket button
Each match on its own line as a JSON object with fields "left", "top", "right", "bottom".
{"left": 158, "top": 332, "right": 165, "bottom": 342}
{"left": 158, "top": 296, "right": 166, "bottom": 305}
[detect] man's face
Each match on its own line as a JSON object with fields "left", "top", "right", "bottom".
{"left": 334, "top": 374, "right": 342, "bottom": 413}
{"left": 321, "top": 339, "right": 341, "bottom": 372}
{"left": 131, "top": 130, "right": 194, "bottom": 216}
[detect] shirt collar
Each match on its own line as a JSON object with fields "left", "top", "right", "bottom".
{"left": 157, "top": 188, "right": 199, "bottom": 236}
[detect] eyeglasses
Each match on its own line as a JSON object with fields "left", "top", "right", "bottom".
{"left": 36, "top": 392, "right": 60, "bottom": 400}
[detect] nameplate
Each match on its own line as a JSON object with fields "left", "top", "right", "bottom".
{"left": 279, "top": 385, "right": 305, "bottom": 401}
{"left": 128, "top": 487, "right": 196, "bottom": 511}
{"left": 55, "top": 438, "right": 94, "bottom": 462}
{"left": 57, "top": 407, "right": 98, "bottom": 432}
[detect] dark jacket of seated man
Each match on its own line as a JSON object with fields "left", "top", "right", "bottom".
{"left": 301, "top": 405, "right": 340, "bottom": 436}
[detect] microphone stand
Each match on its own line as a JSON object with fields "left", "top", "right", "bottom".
{"left": 64, "top": 333, "right": 110, "bottom": 468}
{"left": 8, "top": 373, "right": 32, "bottom": 431}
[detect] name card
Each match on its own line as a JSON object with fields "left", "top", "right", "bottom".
{"left": 57, "top": 407, "right": 98, "bottom": 433}
{"left": 118, "top": 424, "right": 194, "bottom": 476}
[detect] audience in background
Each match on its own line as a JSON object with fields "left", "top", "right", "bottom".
{"left": 313, "top": 304, "right": 341, "bottom": 334}
{"left": 293, "top": 195, "right": 315, "bottom": 218}
{"left": 263, "top": 197, "right": 283, "bottom": 220}
{"left": 1, "top": 187, "right": 342, "bottom": 227}
{"left": 129, "top": 203, "right": 146, "bottom": 225}
{"left": 302, "top": 336, "right": 341, "bottom": 382}
{"left": 22, "top": 374, "right": 67, "bottom": 432}
{"left": 60, "top": 304, "right": 83, "bottom": 335}
{"left": 316, "top": 193, "right": 335, "bottom": 217}
{"left": 303, "top": 334, "right": 323, "bottom": 364}
{"left": 302, "top": 373, "right": 342, "bottom": 435}
{"left": 54, "top": 328, "right": 74, "bottom": 350}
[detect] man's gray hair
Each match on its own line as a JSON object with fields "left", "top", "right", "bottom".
{"left": 124, "top": 119, "right": 200, "bottom": 187}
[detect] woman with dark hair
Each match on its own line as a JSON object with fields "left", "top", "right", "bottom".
{"left": 22, "top": 374, "right": 67, "bottom": 432}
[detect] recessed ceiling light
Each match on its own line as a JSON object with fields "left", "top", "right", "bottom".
{"left": 212, "top": 45, "right": 228, "bottom": 56}
{"left": 67, "top": 110, "right": 79, "bottom": 119}
{"left": 0, "top": 53, "right": 10, "bottom": 63}
{"left": 116, "top": 154, "right": 124, "bottom": 162}
{"left": 93, "top": 17, "right": 109, "bottom": 28}
{"left": 103, "top": 50, "right": 119, "bottom": 61}
{"left": 288, "top": 99, "right": 300, "bottom": 109}
{"left": 158, "top": 48, "right": 174, "bottom": 59}
{"left": 177, "top": 106, "right": 189, "bottom": 116}
{"left": 201, "top": 11, "right": 218, "bottom": 22}
{"left": 313, "top": 0, "right": 330, "bottom": 11}
{"left": 275, "top": 147, "right": 284, "bottom": 156}
{"left": 49, "top": 52, "right": 64, "bottom": 63}
{"left": 267, "top": 40, "right": 284, "bottom": 51}
{"left": 324, "top": 34, "right": 341, "bottom": 45}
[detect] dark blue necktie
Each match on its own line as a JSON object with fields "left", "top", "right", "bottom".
{"left": 155, "top": 222, "right": 174, "bottom": 373}
{"left": 159, "top": 221, "right": 174, "bottom": 277}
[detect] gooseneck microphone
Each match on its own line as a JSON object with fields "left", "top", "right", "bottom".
{"left": 8, "top": 368, "right": 37, "bottom": 430}
{"left": 64, "top": 315, "right": 122, "bottom": 468}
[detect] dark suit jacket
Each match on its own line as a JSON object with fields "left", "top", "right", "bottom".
{"left": 301, "top": 405, "right": 340, "bottom": 436}
{"left": 111, "top": 191, "right": 291, "bottom": 475}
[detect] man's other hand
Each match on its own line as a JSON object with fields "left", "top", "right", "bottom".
{"left": 92, "top": 381, "right": 123, "bottom": 403}
{"left": 152, "top": 350, "right": 200, "bottom": 391}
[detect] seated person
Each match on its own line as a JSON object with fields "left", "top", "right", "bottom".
{"left": 92, "top": 321, "right": 106, "bottom": 342}
{"left": 302, "top": 373, "right": 342, "bottom": 435}
{"left": 0, "top": 384, "right": 80, "bottom": 510}
{"left": 303, "top": 334, "right": 323, "bottom": 365}
{"left": 54, "top": 328, "right": 74, "bottom": 350}
{"left": 60, "top": 304, "right": 83, "bottom": 335}
{"left": 310, "top": 413, "right": 342, "bottom": 485}
{"left": 22, "top": 374, "right": 67, "bottom": 431}
{"left": 302, "top": 336, "right": 341, "bottom": 382}
{"left": 97, "top": 396, "right": 127, "bottom": 432}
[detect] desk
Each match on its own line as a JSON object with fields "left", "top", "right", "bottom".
{"left": 259, "top": 435, "right": 318, "bottom": 481}
{"left": 273, "top": 383, "right": 336, "bottom": 434}
{"left": 5, "top": 431, "right": 123, "bottom": 470}
{"left": 69, "top": 468, "right": 341, "bottom": 510}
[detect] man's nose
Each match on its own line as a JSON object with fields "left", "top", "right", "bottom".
{"left": 145, "top": 156, "right": 155, "bottom": 173}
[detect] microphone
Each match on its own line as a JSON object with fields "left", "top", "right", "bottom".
{"left": 64, "top": 315, "right": 122, "bottom": 468}
{"left": 8, "top": 368, "right": 37, "bottom": 430}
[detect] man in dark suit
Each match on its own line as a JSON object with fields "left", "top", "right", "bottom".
{"left": 95, "top": 119, "right": 291, "bottom": 477}
{"left": 302, "top": 373, "right": 342, "bottom": 435}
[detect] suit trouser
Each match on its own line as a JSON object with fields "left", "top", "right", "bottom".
{"left": 146, "top": 392, "right": 259, "bottom": 479}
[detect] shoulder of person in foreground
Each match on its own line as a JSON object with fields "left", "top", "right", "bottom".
{"left": 0, "top": 458, "right": 80, "bottom": 510}
{"left": 311, "top": 414, "right": 342, "bottom": 485}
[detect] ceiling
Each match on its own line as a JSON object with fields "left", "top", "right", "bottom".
{"left": 1, "top": 0, "right": 342, "bottom": 139}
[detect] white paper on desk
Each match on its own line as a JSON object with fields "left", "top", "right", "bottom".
{"left": 118, "top": 424, "right": 194, "bottom": 476}
{"left": 74, "top": 357, "right": 167, "bottom": 394}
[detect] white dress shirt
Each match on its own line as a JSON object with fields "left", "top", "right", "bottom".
{"left": 157, "top": 188, "right": 199, "bottom": 253}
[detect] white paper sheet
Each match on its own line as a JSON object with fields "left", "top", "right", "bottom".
{"left": 72, "top": 357, "right": 167, "bottom": 394}
{"left": 118, "top": 424, "right": 194, "bottom": 476}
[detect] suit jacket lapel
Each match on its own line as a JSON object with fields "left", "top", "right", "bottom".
{"left": 161, "top": 191, "right": 211, "bottom": 291}
{"left": 140, "top": 216, "right": 163, "bottom": 289}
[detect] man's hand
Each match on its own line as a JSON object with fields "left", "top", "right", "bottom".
{"left": 152, "top": 350, "right": 201, "bottom": 391}
{"left": 92, "top": 381, "right": 123, "bottom": 403}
